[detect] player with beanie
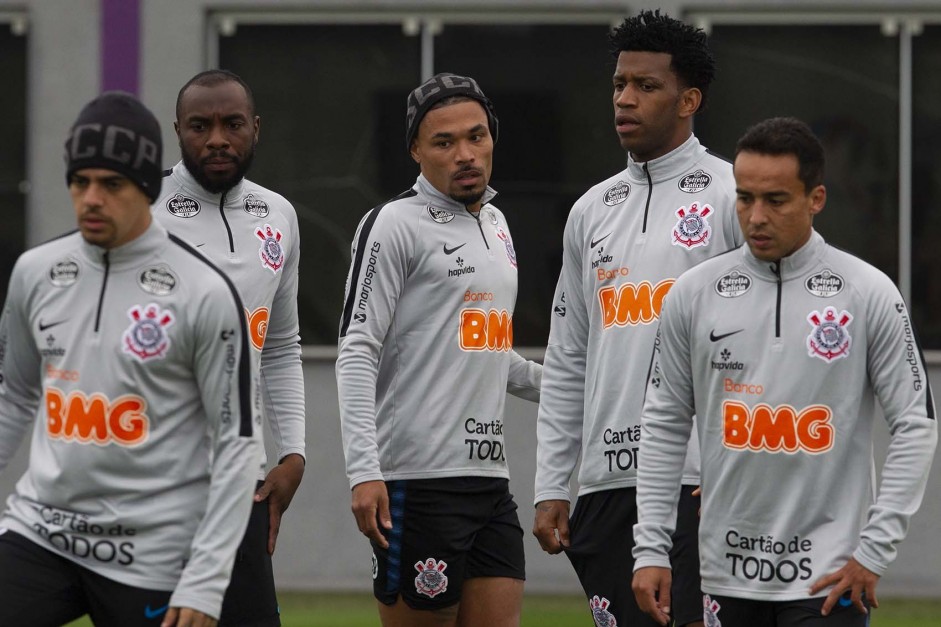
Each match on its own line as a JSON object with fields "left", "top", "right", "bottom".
{"left": 0, "top": 91, "right": 261, "bottom": 626}
{"left": 338, "top": 73, "right": 541, "bottom": 627}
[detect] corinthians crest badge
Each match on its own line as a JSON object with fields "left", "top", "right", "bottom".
{"left": 672, "top": 202, "right": 712, "bottom": 249}
{"left": 704, "top": 594, "right": 722, "bottom": 627}
{"left": 256, "top": 224, "right": 285, "bottom": 273}
{"left": 123, "top": 303, "right": 174, "bottom": 361}
{"left": 589, "top": 595, "right": 617, "bottom": 627}
{"left": 807, "top": 306, "right": 853, "bottom": 362}
{"left": 414, "top": 558, "right": 449, "bottom": 598}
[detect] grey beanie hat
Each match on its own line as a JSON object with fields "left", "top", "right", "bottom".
{"left": 64, "top": 91, "right": 163, "bottom": 202}
{"left": 405, "top": 73, "right": 499, "bottom": 152}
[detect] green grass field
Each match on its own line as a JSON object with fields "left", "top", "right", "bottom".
{"left": 63, "top": 592, "right": 941, "bottom": 626}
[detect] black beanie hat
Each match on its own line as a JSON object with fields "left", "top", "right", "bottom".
{"left": 405, "top": 73, "right": 499, "bottom": 153}
{"left": 64, "top": 91, "right": 163, "bottom": 202}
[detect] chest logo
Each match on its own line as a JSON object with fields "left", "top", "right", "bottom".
{"left": 123, "top": 303, "right": 174, "bottom": 362}
{"left": 806, "top": 307, "right": 853, "bottom": 362}
{"left": 589, "top": 595, "right": 617, "bottom": 627}
{"left": 598, "top": 279, "right": 674, "bottom": 329}
{"left": 679, "top": 169, "right": 712, "bottom": 193}
{"left": 602, "top": 181, "right": 630, "bottom": 206}
{"left": 672, "top": 202, "right": 712, "bottom": 249}
{"left": 166, "top": 194, "right": 200, "bottom": 218}
{"left": 138, "top": 266, "right": 178, "bottom": 296}
{"left": 244, "top": 193, "right": 270, "bottom": 217}
{"left": 428, "top": 206, "right": 454, "bottom": 223}
{"left": 414, "top": 558, "right": 449, "bottom": 598}
{"left": 805, "top": 270, "right": 844, "bottom": 298}
{"left": 256, "top": 224, "right": 285, "bottom": 273}
{"left": 49, "top": 259, "right": 80, "bottom": 287}
{"left": 495, "top": 227, "right": 518, "bottom": 268}
{"left": 486, "top": 208, "right": 499, "bottom": 225}
{"left": 715, "top": 271, "right": 752, "bottom": 298}
{"left": 245, "top": 307, "right": 269, "bottom": 351}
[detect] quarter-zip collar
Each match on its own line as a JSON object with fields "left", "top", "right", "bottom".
{"left": 740, "top": 229, "right": 827, "bottom": 282}
{"left": 414, "top": 173, "right": 498, "bottom": 215}
{"left": 625, "top": 134, "right": 704, "bottom": 184}
{"left": 78, "top": 219, "right": 169, "bottom": 271}
{"left": 168, "top": 160, "right": 248, "bottom": 204}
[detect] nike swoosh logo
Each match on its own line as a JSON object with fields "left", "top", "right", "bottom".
{"left": 144, "top": 604, "right": 169, "bottom": 619}
{"left": 38, "top": 319, "right": 68, "bottom": 331}
{"left": 443, "top": 243, "right": 467, "bottom": 255}
{"left": 709, "top": 329, "right": 744, "bottom": 342}
{"left": 590, "top": 233, "right": 612, "bottom": 248}
{"left": 196, "top": 243, "right": 206, "bottom": 247}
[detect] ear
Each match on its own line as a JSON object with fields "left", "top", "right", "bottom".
{"left": 253, "top": 115, "right": 261, "bottom": 143}
{"left": 809, "top": 184, "right": 826, "bottom": 215}
{"left": 173, "top": 120, "right": 181, "bottom": 139}
{"left": 410, "top": 142, "right": 421, "bottom": 165}
{"left": 678, "top": 87, "right": 702, "bottom": 119}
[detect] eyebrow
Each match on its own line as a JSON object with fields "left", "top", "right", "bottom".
{"left": 431, "top": 124, "right": 487, "bottom": 140}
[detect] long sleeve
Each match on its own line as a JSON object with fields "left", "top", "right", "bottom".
{"left": 632, "top": 289, "right": 696, "bottom": 571}
{"left": 853, "top": 278, "right": 937, "bottom": 575}
{"left": 336, "top": 208, "right": 411, "bottom": 489}
{"left": 260, "top": 210, "right": 305, "bottom": 463}
{"left": 506, "top": 350, "right": 541, "bottom": 402}
{"left": 170, "top": 286, "right": 261, "bottom": 618}
{"left": 534, "top": 211, "right": 589, "bottom": 504}
{"left": 0, "top": 258, "right": 41, "bottom": 473}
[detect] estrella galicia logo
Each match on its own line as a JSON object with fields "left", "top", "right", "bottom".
{"left": 805, "top": 270, "right": 844, "bottom": 298}
{"left": 49, "top": 259, "right": 80, "bottom": 287}
{"left": 244, "top": 193, "right": 270, "bottom": 217}
{"left": 602, "top": 181, "right": 630, "bottom": 206}
{"left": 428, "top": 206, "right": 454, "bottom": 223}
{"left": 166, "top": 194, "right": 200, "bottom": 218}
{"left": 678, "top": 169, "right": 712, "bottom": 193}
{"left": 715, "top": 271, "right": 752, "bottom": 298}
{"left": 138, "top": 266, "right": 178, "bottom": 296}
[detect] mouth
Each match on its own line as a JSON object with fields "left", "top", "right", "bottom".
{"left": 202, "top": 155, "right": 238, "bottom": 173}
{"left": 615, "top": 115, "right": 640, "bottom": 134}
{"left": 453, "top": 169, "right": 483, "bottom": 185}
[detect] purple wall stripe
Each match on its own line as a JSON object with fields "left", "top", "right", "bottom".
{"left": 101, "top": 0, "right": 140, "bottom": 94}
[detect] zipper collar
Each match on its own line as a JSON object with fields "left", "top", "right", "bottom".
{"left": 79, "top": 219, "right": 169, "bottom": 271}
{"left": 169, "top": 160, "right": 248, "bottom": 205}
{"left": 740, "top": 229, "right": 827, "bottom": 282}
{"left": 625, "top": 134, "right": 704, "bottom": 184}
{"left": 414, "top": 173, "right": 498, "bottom": 215}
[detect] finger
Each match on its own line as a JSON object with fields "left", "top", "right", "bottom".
{"left": 820, "top": 587, "right": 842, "bottom": 616}
{"left": 658, "top": 579, "right": 672, "bottom": 624}
{"left": 556, "top": 514, "right": 571, "bottom": 548}
{"left": 851, "top": 587, "right": 868, "bottom": 615}
{"left": 692, "top": 486, "right": 701, "bottom": 497}
{"left": 808, "top": 571, "right": 837, "bottom": 596}
{"left": 161, "top": 607, "right": 180, "bottom": 627}
{"left": 254, "top": 481, "right": 272, "bottom": 502}
{"left": 867, "top": 583, "right": 879, "bottom": 609}
{"left": 267, "top": 508, "right": 282, "bottom": 555}
{"left": 377, "top": 492, "right": 392, "bottom": 530}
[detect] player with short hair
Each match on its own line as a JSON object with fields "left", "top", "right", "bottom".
{"left": 534, "top": 10, "right": 741, "bottom": 627}
{"left": 337, "top": 73, "right": 541, "bottom": 627}
{"left": 633, "top": 116, "right": 938, "bottom": 626}
{"left": 0, "top": 91, "right": 261, "bottom": 627}
{"left": 153, "top": 69, "right": 306, "bottom": 627}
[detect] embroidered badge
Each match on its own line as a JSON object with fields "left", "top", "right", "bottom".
{"left": 49, "top": 259, "right": 80, "bottom": 287}
{"left": 414, "top": 558, "right": 449, "bottom": 598}
{"left": 495, "top": 227, "right": 518, "bottom": 268}
{"left": 487, "top": 208, "right": 499, "bottom": 225}
{"left": 805, "top": 270, "right": 844, "bottom": 298}
{"left": 428, "top": 206, "right": 454, "bottom": 223}
{"left": 123, "top": 303, "right": 174, "bottom": 361}
{"left": 138, "top": 266, "right": 178, "bottom": 296}
{"left": 589, "top": 595, "right": 617, "bottom": 627}
{"left": 715, "top": 271, "right": 752, "bottom": 298}
{"left": 166, "top": 194, "right": 200, "bottom": 218}
{"left": 672, "top": 202, "right": 712, "bottom": 249}
{"left": 244, "top": 193, "right": 270, "bottom": 218}
{"left": 704, "top": 594, "right": 722, "bottom": 627}
{"left": 255, "top": 224, "right": 285, "bottom": 273}
{"left": 603, "top": 181, "right": 631, "bottom": 206}
{"left": 679, "top": 169, "right": 712, "bottom": 193}
{"left": 807, "top": 307, "right": 853, "bottom": 362}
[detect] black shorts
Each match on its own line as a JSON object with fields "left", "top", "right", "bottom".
{"left": 0, "top": 529, "right": 173, "bottom": 627}
{"left": 703, "top": 592, "right": 870, "bottom": 626}
{"left": 565, "top": 485, "right": 702, "bottom": 627}
{"left": 372, "top": 477, "right": 525, "bottom": 610}
{"left": 220, "top": 482, "right": 281, "bottom": 627}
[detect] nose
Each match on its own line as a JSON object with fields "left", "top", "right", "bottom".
{"left": 82, "top": 182, "right": 105, "bottom": 208}
{"left": 454, "top": 139, "right": 475, "bottom": 164}
{"left": 615, "top": 84, "right": 637, "bottom": 109}
{"left": 748, "top": 201, "right": 770, "bottom": 225}
{"left": 206, "top": 122, "right": 229, "bottom": 150}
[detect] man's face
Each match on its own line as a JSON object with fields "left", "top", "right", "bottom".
{"left": 175, "top": 81, "right": 259, "bottom": 194}
{"left": 734, "top": 151, "right": 826, "bottom": 262}
{"left": 70, "top": 168, "right": 152, "bottom": 249}
{"left": 410, "top": 100, "right": 494, "bottom": 212}
{"left": 613, "top": 51, "right": 696, "bottom": 162}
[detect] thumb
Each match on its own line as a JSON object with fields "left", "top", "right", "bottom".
{"left": 254, "top": 481, "right": 272, "bottom": 502}
{"left": 161, "top": 607, "right": 179, "bottom": 627}
{"left": 378, "top": 492, "right": 392, "bottom": 529}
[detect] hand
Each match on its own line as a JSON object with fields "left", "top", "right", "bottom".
{"left": 532, "top": 500, "right": 570, "bottom": 554}
{"left": 632, "top": 566, "right": 672, "bottom": 626}
{"left": 809, "top": 557, "right": 880, "bottom": 616}
{"left": 692, "top": 486, "right": 701, "bottom": 517}
{"left": 255, "top": 453, "right": 305, "bottom": 555}
{"left": 161, "top": 607, "right": 217, "bottom": 627}
{"left": 351, "top": 480, "right": 392, "bottom": 548}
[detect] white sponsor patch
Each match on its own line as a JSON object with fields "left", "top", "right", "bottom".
{"left": 428, "top": 206, "right": 454, "bottom": 223}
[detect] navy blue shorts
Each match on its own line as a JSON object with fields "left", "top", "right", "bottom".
{"left": 566, "top": 485, "right": 702, "bottom": 627}
{"left": 371, "top": 477, "right": 525, "bottom": 610}
{"left": 703, "top": 592, "right": 870, "bottom": 626}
